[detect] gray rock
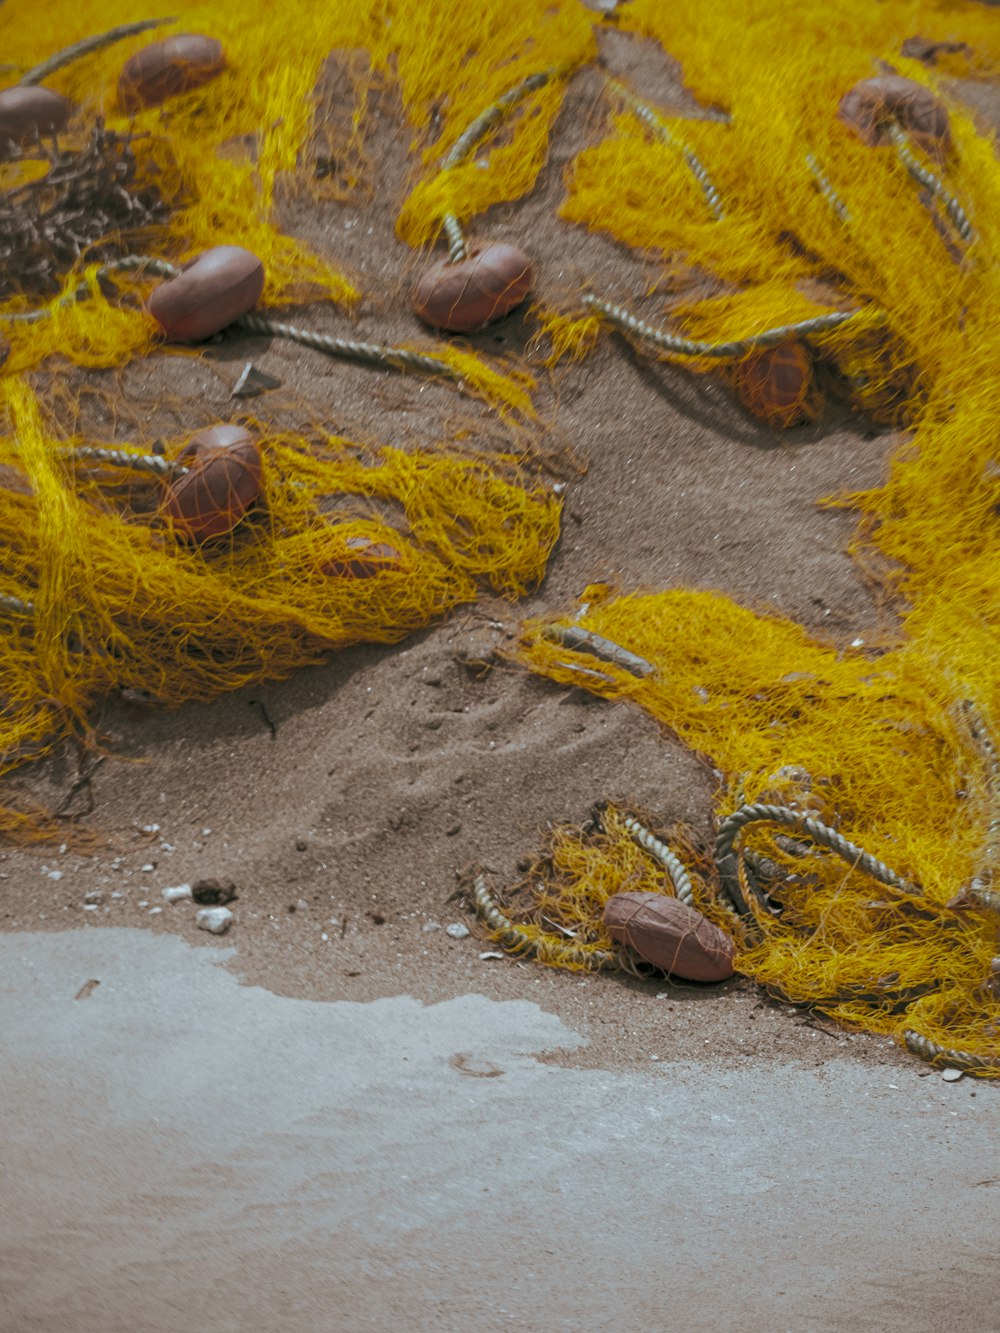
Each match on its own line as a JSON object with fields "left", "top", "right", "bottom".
{"left": 445, "top": 922, "right": 470, "bottom": 940}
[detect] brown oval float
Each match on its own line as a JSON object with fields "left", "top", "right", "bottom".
{"left": 733, "top": 341, "right": 818, "bottom": 429}
{"left": 321, "top": 536, "right": 403, "bottom": 579}
{"left": 603, "top": 891, "right": 735, "bottom": 982}
{"left": 0, "top": 86, "right": 71, "bottom": 152}
{"left": 163, "top": 424, "right": 263, "bottom": 541}
{"left": 119, "top": 34, "right": 226, "bottom": 112}
{"left": 838, "top": 75, "right": 950, "bottom": 159}
{"left": 146, "top": 246, "right": 265, "bottom": 342}
{"left": 412, "top": 241, "right": 534, "bottom": 333}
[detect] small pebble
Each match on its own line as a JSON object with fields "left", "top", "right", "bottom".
{"left": 446, "top": 922, "right": 470, "bottom": 940}
{"left": 84, "top": 890, "right": 104, "bottom": 905}
{"left": 137, "top": 900, "right": 149, "bottom": 908}
{"left": 162, "top": 884, "right": 193, "bottom": 903}
{"left": 196, "top": 906, "right": 234, "bottom": 935}
{"left": 141, "top": 864, "right": 155, "bottom": 872}
{"left": 942, "top": 1068, "right": 964, "bottom": 1082}
{"left": 422, "top": 921, "right": 441, "bottom": 933}
{"left": 83, "top": 904, "right": 99, "bottom": 912}
{"left": 148, "top": 906, "right": 162, "bottom": 915}
{"left": 479, "top": 951, "right": 504, "bottom": 961}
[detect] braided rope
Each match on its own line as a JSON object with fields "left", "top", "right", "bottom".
{"left": 606, "top": 77, "right": 724, "bottom": 221}
{"left": 541, "top": 623, "right": 655, "bottom": 677}
{"left": 70, "top": 445, "right": 185, "bottom": 479}
{"left": 236, "top": 313, "right": 462, "bottom": 381}
{"left": 0, "top": 254, "right": 179, "bottom": 324}
{"left": 887, "top": 124, "right": 974, "bottom": 244}
{"left": 470, "top": 873, "right": 619, "bottom": 971}
{"left": 433, "top": 63, "right": 573, "bottom": 256}
{"left": 583, "top": 293, "right": 876, "bottom": 360}
{"left": 441, "top": 64, "right": 574, "bottom": 170}
{"left": 805, "top": 151, "right": 851, "bottom": 224}
{"left": 715, "top": 803, "right": 916, "bottom": 903}
{"left": 958, "top": 700, "right": 1000, "bottom": 912}
{"left": 442, "top": 213, "right": 467, "bottom": 264}
{"left": 20, "top": 18, "right": 174, "bottom": 86}
{"left": 903, "top": 1030, "right": 1000, "bottom": 1074}
{"left": 622, "top": 814, "right": 696, "bottom": 906}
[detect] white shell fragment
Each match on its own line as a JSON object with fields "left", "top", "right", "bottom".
{"left": 942, "top": 1067, "right": 964, "bottom": 1082}
{"left": 445, "top": 922, "right": 470, "bottom": 940}
{"left": 162, "top": 884, "right": 193, "bottom": 903}
{"left": 196, "top": 906, "right": 234, "bottom": 935}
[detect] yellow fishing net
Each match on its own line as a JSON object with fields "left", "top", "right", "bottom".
{"left": 505, "top": 0, "right": 1000, "bottom": 1069}
{"left": 0, "top": 376, "right": 560, "bottom": 836}
{"left": 0, "top": 0, "right": 584, "bottom": 829}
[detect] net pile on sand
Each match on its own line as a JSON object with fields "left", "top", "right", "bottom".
{"left": 3, "top": 0, "right": 1000, "bottom": 1070}
{"left": 0, "top": 0, "right": 581, "bottom": 833}
{"left": 498, "top": 0, "right": 1000, "bottom": 1072}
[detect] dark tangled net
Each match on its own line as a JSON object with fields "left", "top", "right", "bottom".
{"left": 0, "top": 121, "right": 167, "bottom": 299}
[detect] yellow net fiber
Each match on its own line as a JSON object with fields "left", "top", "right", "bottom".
{"left": 5, "top": 0, "right": 1000, "bottom": 1069}
{"left": 0, "top": 0, "right": 592, "bottom": 407}
{"left": 493, "top": 0, "right": 1000, "bottom": 1067}
{"left": 499, "top": 804, "right": 718, "bottom": 973}
{"left": 0, "top": 375, "right": 560, "bottom": 835}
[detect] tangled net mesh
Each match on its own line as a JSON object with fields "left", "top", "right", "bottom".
{"left": 517, "top": 0, "right": 1000, "bottom": 1069}
{"left": 0, "top": 0, "right": 588, "bottom": 831}
{"left": 4, "top": 0, "right": 1000, "bottom": 1068}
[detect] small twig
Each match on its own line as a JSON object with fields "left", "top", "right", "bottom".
{"left": 249, "top": 698, "right": 277, "bottom": 739}
{"left": 542, "top": 623, "right": 654, "bottom": 677}
{"left": 796, "top": 1017, "right": 844, "bottom": 1041}
{"left": 583, "top": 293, "right": 877, "bottom": 360}
{"left": 605, "top": 76, "right": 724, "bottom": 221}
{"left": 55, "top": 753, "right": 105, "bottom": 818}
